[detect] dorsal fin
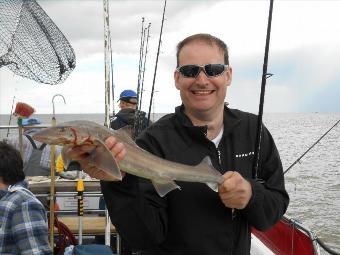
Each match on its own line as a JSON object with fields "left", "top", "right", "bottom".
{"left": 195, "top": 156, "right": 222, "bottom": 177}
{"left": 113, "top": 125, "right": 137, "bottom": 146}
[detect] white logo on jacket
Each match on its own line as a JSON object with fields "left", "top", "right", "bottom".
{"left": 235, "top": 151, "right": 254, "bottom": 158}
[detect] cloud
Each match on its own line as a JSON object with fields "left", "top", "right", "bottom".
{"left": 1, "top": 0, "right": 340, "bottom": 114}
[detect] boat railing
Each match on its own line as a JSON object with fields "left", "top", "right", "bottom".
{"left": 283, "top": 215, "right": 321, "bottom": 255}
{"left": 0, "top": 124, "right": 51, "bottom": 139}
{"left": 284, "top": 215, "right": 340, "bottom": 255}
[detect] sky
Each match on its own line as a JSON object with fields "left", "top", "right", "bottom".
{"left": 0, "top": 0, "right": 340, "bottom": 115}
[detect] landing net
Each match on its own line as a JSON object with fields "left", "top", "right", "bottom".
{"left": 0, "top": 0, "right": 76, "bottom": 84}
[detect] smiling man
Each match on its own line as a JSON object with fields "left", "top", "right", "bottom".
{"left": 174, "top": 35, "right": 232, "bottom": 141}
{"left": 68, "top": 33, "right": 289, "bottom": 255}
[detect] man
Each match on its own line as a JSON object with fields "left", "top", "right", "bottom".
{"left": 68, "top": 34, "right": 289, "bottom": 254}
{"left": 0, "top": 141, "right": 51, "bottom": 254}
{"left": 110, "top": 89, "right": 150, "bottom": 134}
{"left": 5, "top": 117, "right": 61, "bottom": 176}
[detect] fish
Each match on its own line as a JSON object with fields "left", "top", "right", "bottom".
{"left": 32, "top": 120, "right": 224, "bottom": 197}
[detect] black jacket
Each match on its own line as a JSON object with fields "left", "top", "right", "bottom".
{"left": 110, "top": 108, "right": 149, "bottom": 132}
{"left": 101, "top": 105, "right": 289, "bottom": 255}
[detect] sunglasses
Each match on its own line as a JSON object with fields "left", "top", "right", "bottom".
{"left": 176, "top": 64, "right": 228, "bottom": 78}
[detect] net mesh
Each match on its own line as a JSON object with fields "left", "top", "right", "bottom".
{"left": 0, "top": 0, "right": 76, "bottom": 85}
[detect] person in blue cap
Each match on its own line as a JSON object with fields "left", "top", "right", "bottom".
{"left": 110, "top": 89, "right": 150, "bottom": 133}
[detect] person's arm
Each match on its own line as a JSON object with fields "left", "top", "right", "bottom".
{"left": 11, "top": 200, "right": 51, "bottom": 254}
{"left": 240, "top": 127, "right": 289, "bottom": 231}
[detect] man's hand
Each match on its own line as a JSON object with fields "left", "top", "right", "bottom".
{"left": 63, "top": 136, "right": 127, "bottom": 181}
{"left": 218, "top": 171, "right": 252, "bottom": 209}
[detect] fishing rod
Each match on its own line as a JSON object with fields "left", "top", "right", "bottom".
{"left": 147, "top": 0, "right": 167, "bottom": 126}
{"left": 136, "top": 17, "right": 145, "bottom": 109}
{"left": 284, "top": 119, "right": 340, "bottom": 175}
{"left": 137, "top": 26, "right": 147, "bottom": 110}
{"left": 139, "top": 23, "right": 151, "bottom": 111}
{"left": 252, "top": 0, "right": 274, "bottom": 180}
{"left": 133, "top": 17, "right": 145, "bottom": 139}
{"left": 6, "top": 95, "right": 15, "bottom": 137}
{"left": 134, "top": 23, "right": 152, "bottom": 138}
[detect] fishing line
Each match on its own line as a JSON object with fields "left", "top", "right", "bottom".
{"left": 252, "top": 0, "right": 274, "bottom": 180}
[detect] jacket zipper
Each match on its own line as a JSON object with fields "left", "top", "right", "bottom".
{"left": 216, "top": 147, "right": 235, "bottom": 217}
{"left": 216, "top": 146, "right": 235, "bottom": 255}
{"left": 217, "top": 148, "right": 222, "bottom": 165}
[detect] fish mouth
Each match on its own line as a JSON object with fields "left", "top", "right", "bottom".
{"left": 32, "top": 135, "right": 70, "bottom": 145}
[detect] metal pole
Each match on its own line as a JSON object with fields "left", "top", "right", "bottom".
{"left": 103, "top": 0, "right": 111, "bottom": 128}
{"left": 49, "top": 94, "right": 66, "bottom": 252}
{"left": 105, "top": 209, "right": 111, "bottom": 247}
{"left": 49, "top": 117, "right": 56, "bottom": 253}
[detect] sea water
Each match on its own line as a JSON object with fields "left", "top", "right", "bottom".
{"left": 1, "top": 112, "right": 339, "bottom": 252}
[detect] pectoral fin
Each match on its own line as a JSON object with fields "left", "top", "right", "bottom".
{"left": 151, "top": 179, "right": 181, "bottom": 197}
{"left": 206, "top": 182, "right": 219, "bottom": 192}
{"left": 88, "top": 139, "right": 122, "bottom": 180}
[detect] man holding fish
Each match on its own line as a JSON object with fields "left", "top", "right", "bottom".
{"left": 35, "top": 34, "right": 289, "bottom": 255}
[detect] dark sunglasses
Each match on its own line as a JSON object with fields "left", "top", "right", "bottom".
{"left": 176, "top": 64, "right": 228, "bottom": 78}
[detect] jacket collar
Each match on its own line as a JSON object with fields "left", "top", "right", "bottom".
{"left": 0, "top": 180, "right": 28, "bottom": 199}
{"left": 175, "top": 104, "right": 241, "bottom": 134}
{"left": 223, "top": 106, "right": 241, "bottom": 135}
{"left": 173, "top": 104, "right": 241, "bottom": 147}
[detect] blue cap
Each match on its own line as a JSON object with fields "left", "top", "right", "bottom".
{"left": 21, "top": 117, "right": 41, "bottom": 126}
{"left": 118, "top": 89, "right": 137, "bottom": 103}
{"left": 119, "top": 89, "right": 137, "bottom": 99}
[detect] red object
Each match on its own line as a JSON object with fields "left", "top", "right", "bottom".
{"left": 49, "top": 215, "right": 78, "bottom": 255}
{"left": 14, "top": 102, "right": 35, "bottom": 118}
{"left": 252, "top": 218, "right": 315, "bottom": 255}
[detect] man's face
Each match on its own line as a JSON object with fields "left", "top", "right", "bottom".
{"left": 119, "top": 100, "right": 137, "bottom": 110}
{"left": 174, "top": 40, "right": 232, "bottom": 116}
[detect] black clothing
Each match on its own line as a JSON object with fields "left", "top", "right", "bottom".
{"left": 101, "top": 105, "right": 289, "bottom": 255}
{"left": 108, "top": 107, "right": 150, "bottom": 254}
{"left": 110, "top": 108, "right": 149, "bottom": 132}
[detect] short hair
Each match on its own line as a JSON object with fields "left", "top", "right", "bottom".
{"left": 0, "top": 141, "right": 25, "bottom": 185}
{"left": 176, "top": 33, "right": 229, "bottom": 67}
